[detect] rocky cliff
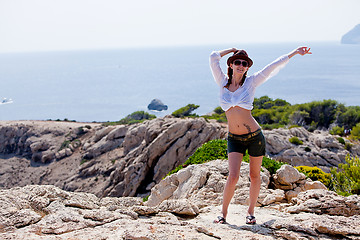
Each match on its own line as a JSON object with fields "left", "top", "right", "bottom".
{"left": 1, "top": 161, "right": 359, "bottom": 240}
{"left": 0, "top": 117, "right": 226, "bottom": 197}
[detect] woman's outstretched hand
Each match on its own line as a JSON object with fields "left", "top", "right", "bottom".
{"left": 288, "top": 46, "right": 312, "bottom": 58}
{"left": 296, "top": 47, "right": 312, "bottom": 56}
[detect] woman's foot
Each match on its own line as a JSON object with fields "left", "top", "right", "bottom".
{"left": 214, "top": 216, "right": 227, "bottom": 224}
{"left": 246, "top": 215, "right": 256, "bottom": 225}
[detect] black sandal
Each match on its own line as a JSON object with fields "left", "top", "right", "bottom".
{"left": 214, "top": 216, "right": 227, "bottom": 224}
{"left": 246, "top": 215, "right": 256, "bottom": 225}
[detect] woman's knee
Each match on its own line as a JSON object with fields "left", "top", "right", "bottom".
{"left": 249, "top": 171, "right": 261, "bottom": 181}
{"left": 227, "top": 173, "right": 240, "bottom": 185}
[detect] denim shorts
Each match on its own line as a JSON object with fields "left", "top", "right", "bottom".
{"left": 227, "top": 129, "right": 266, "bottom": 157}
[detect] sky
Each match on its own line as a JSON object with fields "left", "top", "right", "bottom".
{"left": 0, "top": 0, "right": 359, "bottom": 53}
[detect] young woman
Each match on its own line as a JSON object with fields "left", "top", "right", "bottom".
{"left": 209, "top": 46, "right": 311, "bottom": 224}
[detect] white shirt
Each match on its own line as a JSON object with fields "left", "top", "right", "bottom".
{"left": 209, "top": 51, "right": 290, "bottom": 111}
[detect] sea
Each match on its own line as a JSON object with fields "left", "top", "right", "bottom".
{"left": 0, "top": 42, "right": 359, "bottom": 122}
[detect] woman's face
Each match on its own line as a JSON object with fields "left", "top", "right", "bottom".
{"left": 230, "top": 59, "right": 249, "bottom": 75}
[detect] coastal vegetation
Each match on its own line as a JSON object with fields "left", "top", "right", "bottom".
{"left": 330, "top": 155, "right": 360, "bottom": 196}
{"left": 203, "top": 96, "right": 360, "bottom": 139}
{"left": 101, "top": 96, "right": 360, "bottom": 140}
{"left": 296, "top": 166, "right": 331, "bottom": 187}
{"left": 171, "top": 104, "right": 199, "bottom": 118}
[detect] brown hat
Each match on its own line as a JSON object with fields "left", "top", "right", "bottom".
{"left": 227, "top": 50, "right": 253, "bottom": 67}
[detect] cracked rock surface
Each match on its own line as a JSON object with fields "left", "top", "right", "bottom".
{"left": 1, "top": 162, "right": 360, "bottom": 239}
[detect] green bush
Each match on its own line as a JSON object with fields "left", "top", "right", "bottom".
{"left": 330, "top": 126, "right": 344, "bottom": 136}
{"left": 104, "top": 111, "right": 156, "bottom": 126}
{"left": 337, "top": 137, "right": 345, "bottom": 145}
{"left": 203, "top": 106, "right": 227, "bottom": 123}
{"left": 304, "top": 146, "right": 311, "bottom": 152}
{"left": 167, "top": 139, "right": 228, "bottom": 176}
{"left": 172, "top": 104, "right": 199, "bottom": 118}
{"left": 330, "top": 155, "right": 360, "bottom": 196}
{"left": 350, "top": 123, "right": 360, "bottom": 140}
{"left": 336, "top": 106, "right": 360, "bottom": 129}
{"left": 289, "top": 136, "right": 303, "bottom": 145}
{"left": 296, "top": 166, "right": 331, "bottom": 187}
{"left": 262, "top": 158, "right": 286, "bottom": 175}
{"left": 214, "top": 106, "right": 225, "bottom": 115}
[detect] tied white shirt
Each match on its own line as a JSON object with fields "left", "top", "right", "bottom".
{"left": 209, "top": 51, "right": 290, "bottom": 111}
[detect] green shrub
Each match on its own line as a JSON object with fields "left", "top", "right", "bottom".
{"left": 214, "top": 106, "right": 225, "bottom": 115}
{"left": 330, "top": 155, "right": 360, "bottom": 196}
{"left": 345, "top": 142, "right": 353, "bottom": 151}
{"left": 350, "top": 123, "right": 360, "bottom": 140}
{"left": 104, "top": 111, "right": 156, "bottom": 126}
{"left": 203, "top": 106, "right": 227, "bottom": 123}
{"left": 296, "top": 166, "right": 331, "bottom": 187}
{"left": 330, "top": 126, "right": 344, "bottom": 136}
{"left": 172, "top": 104, "right": 199, "bottom": 118}
{"left": 289, "top": 136, "right": 303, "bottom": 145}
{"left": 307, "top": 121, "right": 317, "bottom": 132}
{"left": 142, "top": 195, "right": 149, "bottom": 202}
{"left": 262, "top": 158, "right": 286, "bottom": 175}
{"left": 167, "top": 139, "right": 227, "bottom": 176}
{"left": 337, "top": 137, "right": 345, "bottom": 145}
{"left": 304, "top": 146, "right": 311, "bottom": 152}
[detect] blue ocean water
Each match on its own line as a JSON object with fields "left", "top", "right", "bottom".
{"left": 0, "top": 42, "right": 359, "bottom": 122}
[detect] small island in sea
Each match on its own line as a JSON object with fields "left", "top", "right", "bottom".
{"left": 341, "top": 24, "right": 360, "bottom": 44}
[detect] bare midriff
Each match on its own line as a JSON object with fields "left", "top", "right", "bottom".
{"left": 225, "top": 106, "right": 261, "bottom": 135}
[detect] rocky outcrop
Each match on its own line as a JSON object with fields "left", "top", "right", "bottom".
{"left": 146, "top": 160, "right": 329, "bottom": 209}
{"left": 264, "top": 127, "right": 357, "bottom": 172}
{"left": 271, "top": 164, "right": 327, "bottom": 201}
{"left": 341, "top": 24, "right": 360, "bottom": 44}
{"left": 146, "top": 160, "right": 271, "bottom": 208}
{"left": 0, "top": 117, "right": 226, "bottom": 198}
{"left": 1, "top": 161, "right": 359, "bottom": 240}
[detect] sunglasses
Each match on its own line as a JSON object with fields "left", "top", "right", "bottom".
{"left": 233, "top": 60, "right": 248, "bottom": 67}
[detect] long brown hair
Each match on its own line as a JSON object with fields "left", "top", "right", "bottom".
{"left": 224, "top": 66, "right": 247, "bottom": 89}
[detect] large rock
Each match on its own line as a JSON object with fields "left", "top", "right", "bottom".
{"left": 273, "top": 164, "right": 306, "bottom": 187}
{"left": 147, "top": 98, "right": 168, "bottom": 111}
{"left": 101, "top": 117, "right": 226, "bottom": 197}
{"left": 286, "top": 189, "right": 360, "bottom": 216}
{"left": 263, "top": 127, "right": 355, "bottom": 172}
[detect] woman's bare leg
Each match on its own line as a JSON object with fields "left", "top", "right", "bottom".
{"left": 221, "top": 152, "right": 243, "bottom": 219}
{"left": 248, "top": 155, "right": 263, "bottom": 216}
